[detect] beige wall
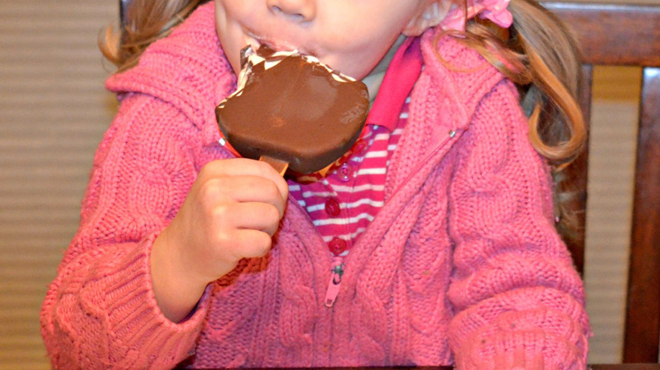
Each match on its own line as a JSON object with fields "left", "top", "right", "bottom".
{"left": 585, "top": 66, "right": 641, "bottom": 364}
{"left": 0, "top": 1, "right": 658, "bottom": 369}
{"left": 0, "top": 1, "right": 116, "bottom": 369}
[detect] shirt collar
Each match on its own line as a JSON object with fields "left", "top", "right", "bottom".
{"left": 365, "top": 36, "right": 423, "bottom": 132}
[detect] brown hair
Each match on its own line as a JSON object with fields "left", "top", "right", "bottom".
{"left": 100, "top": 0, "right": 211, "bottom": 72}
{"left": 438, "top": 0, "right": 587, "bottom": 242}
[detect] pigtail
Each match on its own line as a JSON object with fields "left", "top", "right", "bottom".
{"left": 448, "top": 0, "right": 587, "bottom": 241}
{"left": 99, "top": 0, "right": 210, "bottom": 72}
{"left": 507, "top": 0, "right": 586, "bottom": 163}
{"left": 508, "top": 0, "right": 587, "bottom": 242}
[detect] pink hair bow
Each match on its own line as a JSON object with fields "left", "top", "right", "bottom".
{"left": 440, "top": 0, "right": 513, "bottom": 31}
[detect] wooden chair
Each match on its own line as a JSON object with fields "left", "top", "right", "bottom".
{"left": 543, "top": 1, "right": 660, "bottom": 363}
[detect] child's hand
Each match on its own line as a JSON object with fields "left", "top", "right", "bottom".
{"left": 150, "top": 158, "right": 288, "bottom": 322}
{"left": 167, "top": 157, "right": 288, "bottom": 281}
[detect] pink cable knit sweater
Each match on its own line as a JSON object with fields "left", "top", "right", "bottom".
{"left": 40, "top": 3, "right": 590, "bottom": 369}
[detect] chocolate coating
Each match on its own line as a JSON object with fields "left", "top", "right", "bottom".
{"left": 216, "top": 48, "right": 369, "bottom": 174}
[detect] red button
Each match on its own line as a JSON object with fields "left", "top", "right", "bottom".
{"left": 325, "top": 198, "right": 341, "bottom": 217}
{"left": 328, "top": 238, "right": 348, "bottom": 255}
{"left": 337, "top": 163, "right": 354, "bottom": 182}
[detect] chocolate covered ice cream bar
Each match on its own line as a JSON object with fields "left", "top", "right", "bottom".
{"left": 215, "top": 45, "right": 370, "bottom": 175}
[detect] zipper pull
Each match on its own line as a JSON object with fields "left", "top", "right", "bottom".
{"left": 324, "top": 258, "right": 345, "bottom": 308}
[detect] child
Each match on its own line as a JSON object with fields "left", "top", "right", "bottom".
{"left": 41, "top": 0, "right": 591, "bottom": 369}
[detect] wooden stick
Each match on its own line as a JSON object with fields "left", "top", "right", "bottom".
{"left": 259, "top": 155, "right": 289, "bottom": 176}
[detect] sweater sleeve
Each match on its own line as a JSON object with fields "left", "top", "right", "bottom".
{"left": 40, "top": 93, "right": 213, "bottom": 370}
{"left": 446, "top": 80, "right": 591, "bottom": 370}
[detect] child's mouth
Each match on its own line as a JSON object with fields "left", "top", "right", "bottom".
{"left": 243, "top": 29, "right": 310, "bottom": 56}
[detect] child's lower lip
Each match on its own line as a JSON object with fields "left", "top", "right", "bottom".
{"left": 244, "top": 31, "right": 305, "bottom": 54}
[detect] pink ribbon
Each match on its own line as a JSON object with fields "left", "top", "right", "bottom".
{"left": 440, "top": 0, "right": 513, "bottom": 31}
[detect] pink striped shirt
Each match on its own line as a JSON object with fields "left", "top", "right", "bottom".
{"left": 288, "top": 37, "right": 423, "bottom": 258}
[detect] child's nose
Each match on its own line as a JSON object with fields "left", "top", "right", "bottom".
{"left": 267, "top": 0, "right": 316, "bottom": 23}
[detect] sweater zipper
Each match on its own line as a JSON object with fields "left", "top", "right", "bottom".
{"left": 324, "top": 256, "right": 345, "bottom": 308}
{"left": 286, "top": 198, "right": 346, "bottom": 308}
{"left": 291, "top": 129, "right": 460, "bottom": 311}
{"left": 322, "top": 130, "right": 459, "bottom": 309}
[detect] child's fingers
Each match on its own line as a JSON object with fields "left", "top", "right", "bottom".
{"left": 202, "top": 159, "right": 289, "bottom": 201}
{"left": 196, "top": 175, "right": 286, "bottom": 220}
{"left": 228, "top": 202, "right": 283, "bottom": 237}
{"left": 215, "top": 175, "right": 287, "bottom": 218}
{"left": 230, "top": 229, "right": 274, "bottom": 259}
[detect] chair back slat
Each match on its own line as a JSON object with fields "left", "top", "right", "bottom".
{"left": 624, "top": 68, "right": 660, "bottom": 363}
{"left": 544, "top": 1, "right": 660, "bottom": 362}
{"left": 543, "top": 2, "right": 660, "bottom": 66}
{"left": 564, "top": 65, "right": 593, "bottom": 276}
{"left": 120, "top": 0, "right": 131, "bottom": 28}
